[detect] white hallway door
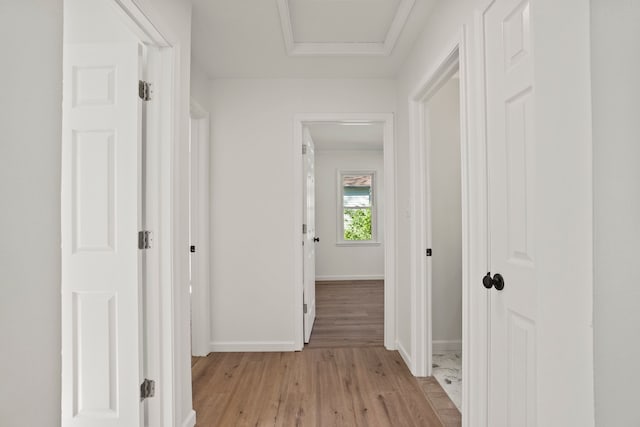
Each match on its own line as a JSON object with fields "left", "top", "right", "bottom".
{"left": 62, "top": 42, "right": 144, "bottom": 427}
{"left": 303, "top": 128, "right": 317, "bottom": 343}
{"left": 484, "top": 0, "right": 537, "bottom": 426}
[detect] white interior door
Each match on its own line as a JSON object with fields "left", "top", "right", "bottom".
{"left": 484, "top": 1, "right": 537, "bottom": 426}
{"left": 62, "top": 42, "right": 143, "bottom": 427}
{"left": 303, "top": 128, "right": 317, "bottom": 343}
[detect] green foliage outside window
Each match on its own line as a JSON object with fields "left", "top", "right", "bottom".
{"left": 344, "top": 208, "right": 372, "bottom": 241}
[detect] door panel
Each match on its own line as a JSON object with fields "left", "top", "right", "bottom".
{"left": 303, "top": 128, "right": 317, "bottom": 343}
{"left": 484, "top": 1, "right": 537, "bottom": 426}
{"left": 62, "top": 43, "right": 142, "bottom": 427}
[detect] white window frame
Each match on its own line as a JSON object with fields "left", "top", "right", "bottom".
{"left": 336, "top": 170, "right": 379, "bottom": 246}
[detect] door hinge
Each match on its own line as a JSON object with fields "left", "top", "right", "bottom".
{"left": 138, "top": 80, "right": 152, "bottom": 101}
{"left": 190, "top": 245, "right": 196, "bottom": 253}
{"left": 138, "top": 231, "right": 153, "bottom": 249}
{"left": 426, "top": 248, "right": 432, "bottom": 256}
{"left": 140, "top": 378, "right": 155, "bottom": 400}
{"left": 303, "top": 303, "right": 308, "bottom": 314}
{"left": 302, "top": 144, "right": 307, "bottom": 155}
{"left": 302, "top": 224, "right": 307, "bottom": 234}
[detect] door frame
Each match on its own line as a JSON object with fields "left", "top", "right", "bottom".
{"left": 418, "top": 53, "right": 461, "bottom": 379}
{"left": 189, "top": 100, "right": 211, "bottom": 357}
{"left": 292, "top": 113, "right": 396, "bottom": 351}
{"left": 408, "top": 26, "right": 488, "bottom": 427}
{"left": 106, "top": 1, "right": 180, "bottom": 425}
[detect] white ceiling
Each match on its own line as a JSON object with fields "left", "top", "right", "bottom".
{"left": 190, "top": 0, "right": 437, "bottom": 78}
{"left": 288, "top": 0, "right": 400, "bottom": 43}
{"left": 307, "top": 123, "right": 384, "bottom": 151}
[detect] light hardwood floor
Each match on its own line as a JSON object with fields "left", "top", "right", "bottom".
{"left": 191, "top": 280, "right": 461, "bottom": 426}
{"left": 192, "top": 347, "right": 444, "bottom": 426}
{"left": 307, "top": 280, "right": 384, "bottom": 349}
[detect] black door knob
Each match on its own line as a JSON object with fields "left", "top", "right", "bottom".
{"left": 313, "top": 237, "right": 320, "bottom": 242}
{"left": 483, "top": 272, "right": 493, "bottom": 289}
{"left": 492, "top": 273, "right": 505, "bottom": 291}
{"left": 483, "top": 272, "right": 505, "bottom": 291}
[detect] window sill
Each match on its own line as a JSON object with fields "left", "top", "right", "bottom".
{"left": 335, "top": 241, "right": 382, "bottom": 247}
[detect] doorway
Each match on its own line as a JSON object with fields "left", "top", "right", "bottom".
{"left": 409, "top": 34, "right": 485, "bottom": 425}
{"left": 293, "top": 114, "right": 396, "bottom": 351}
{"left": 189, "top": 101, "right": 211, "bottom": 357}
{"left": 424, "top": 72, "right": 463, "bottom": 410}
{"left": 303, "top": 122, "right": 386, "bottom": 348}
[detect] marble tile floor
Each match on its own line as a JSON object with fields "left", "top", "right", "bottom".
{"left": 432, "top": 351, "right": 462, "bottom": 411}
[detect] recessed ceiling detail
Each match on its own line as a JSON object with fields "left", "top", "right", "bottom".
{"left": 276, "top": 0, "right": 416, "bottom": 56}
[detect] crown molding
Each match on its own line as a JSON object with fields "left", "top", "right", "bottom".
{"left": 276, "top": 0, "right": 415, "bottom": 56}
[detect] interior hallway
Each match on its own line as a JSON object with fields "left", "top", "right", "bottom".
{"left": 307, "top": 280, "right": 384, "bottom": 349}
{"left": 192, "top": 280, "right": 461, "bottom": 426}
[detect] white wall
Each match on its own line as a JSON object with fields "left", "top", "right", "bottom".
{"left": 0, "top": 2, "right": 62, "bottom": 425}
{"left": 428, "top": 78, "right": 462, "bottom": 345}
{"left": 0, "top": 1, "right": 193, "bottom": 426}
{"left": 314, "top": 150, "right": 385, "bottom": 280}
{"left": 591, "top": 2, "right": 640, "bottom": 425}
{"left": 191, "top": 61, "right": 212, "bottom": 112}
{"left": 396, "top": 0, "right": 594, "bottom": 424}
{"left": 208, "top": 78, "right": 395, "bottom": 350}
{"left": 64, "top": 0, "right": 138, "bottom": 43}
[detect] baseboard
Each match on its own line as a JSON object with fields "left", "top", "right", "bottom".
{"left": 209, "top": 341, "right": 296, "bottom": 352}
{"left": 182, "top": 409, "right": 196, "bottom": 427}
{"left": 315, "top": 274, "right": 384, "bottom": 281}
{"left": 396, "top": 340, "right": 413, "bottom": 373}
{"left": 432, "top": 340, "right": 462, "bottom": 353}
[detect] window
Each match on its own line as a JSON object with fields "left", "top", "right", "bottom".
{"left": 338, "top": 171, "right": 377, "bottom": 244}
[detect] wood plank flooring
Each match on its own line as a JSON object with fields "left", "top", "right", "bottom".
{"left": 416, "top": 377, "right": 462, "bottom": 427}
{"left": 192, "top": 347, "right": 444, "bottom": 426}
{"left": 307, "top": 280, "right": 384, "bottom": 349}
{"left": 191, "top": 280, "right": 461, "bottom": 426}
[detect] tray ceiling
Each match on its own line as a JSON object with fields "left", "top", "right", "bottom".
{"left": 190, "top": 0, "right": 437, "bottom": 78}
{"left": 277, "top": 0, "right": 415, "bottom": 55}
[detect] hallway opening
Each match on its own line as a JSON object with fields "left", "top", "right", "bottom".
{"left": 293, "top": 114, "right": 396, "bottom": 351}
{"left": 424, "top": 72, "right": 463, "bottom": 410}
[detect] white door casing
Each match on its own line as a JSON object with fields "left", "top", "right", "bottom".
{"left": 303, "top": 128, "right": 317, "bottom": 343}
{"left": 484, "top": 1, "right": 537, "bottom": 426}
{"left": 293, "top": 113, "right": 395, "bottom": 351}
{"left": 61, "top": 42, "right": 143, "bottom": 426}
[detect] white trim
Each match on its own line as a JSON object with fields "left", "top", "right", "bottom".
{"left": 111, "top": 2, "right": 178, "bottom": 426}
{"left": 293, "top": 113, "right": 396, "bottom": 351}
{"left": 209, "top": 341, "right": 297, "bottom": 352}
{"left": 315, "top": 275, "right": 385, "bottom": 281}
{"left": 181, "top": 410, "right": 196, "bottom": 427}
{"left": 432, "top": 340, "right": 463, "bottom": 353}
{"left": 409, "top": 40, "right": 461, "bottom": 379}
{"left": 189, "top": 101, "right": 211, "bottom": 357}
{"left": 276, "top": 0, "right": 415, "bottom": 56}
{"left": 334, "top": 241, "right": 381, "bottom": 247}
{"left": 109, "top": 0, "right": 170, "bottom": 47}
{"left": 408, "top": 25, "right": 488, "bottom": 427}
{"left": 157, "top": 46, "right": 177, "bottom": 427}
{"left": 397, "top": 340, "right": 412, "bottom": 373}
